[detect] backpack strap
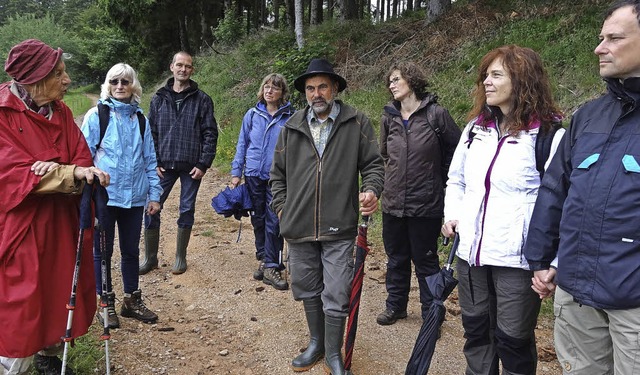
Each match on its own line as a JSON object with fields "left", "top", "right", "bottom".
{"left": 424, "top": 104, "right": 444, "bottom": 159}
{"left": 96, "top": 101, "right": 145, "bottom": 149}
{"left": 535, "top": 122, "right": 563, "bottom": 178}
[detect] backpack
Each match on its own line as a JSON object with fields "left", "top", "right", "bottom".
{"left": 467, "top": 121, "right": 563, "bottom": 178}
{"left": 96, "top": 101, "right": 146, "bottom": 148}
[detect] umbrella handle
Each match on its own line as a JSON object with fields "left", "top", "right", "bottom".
{"left": 445, "top": 233, "right": 460, "bottom": 269}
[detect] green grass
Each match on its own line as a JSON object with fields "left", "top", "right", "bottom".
{"left": 63, "top": 88, "right": 94, "bottom": 118}
{"left": 28, "top": 327, "right": 105, "bottom": 374}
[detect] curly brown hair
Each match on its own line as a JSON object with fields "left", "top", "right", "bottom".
{"left": 468, "top": 45, "right": 561, "bottom": 135}
{"left": 386, "top": 61, "right": 430, "bottom": 100}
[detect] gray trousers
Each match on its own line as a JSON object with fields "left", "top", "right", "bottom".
{"left": 456, "top": 260, "right": 541, "bottom": 375}
{"left": 554, "top": 286, "right": 640, "bottom": 375}
{"left": 288, "top": 239, "right": 355, "bottom": 317}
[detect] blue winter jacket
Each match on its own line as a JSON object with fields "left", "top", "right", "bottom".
{"left": 81, "top": 98, "right": 162, "bottom": 208}
{"left": 525, "top": 77, "right": 640, "bottom": 309}
{"left": 231, "top": 101, "right": 293, "bottom": 180}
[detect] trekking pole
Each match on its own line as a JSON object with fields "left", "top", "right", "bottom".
{"left": 61, "top": 183, "right": 94, "bottom": 375}
{"left": 95, "top": 184, "right": 111, "bottom": 375}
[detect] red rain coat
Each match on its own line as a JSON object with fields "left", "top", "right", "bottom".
{"left": 0, "top": 82, "right": 96, "bottom": 357}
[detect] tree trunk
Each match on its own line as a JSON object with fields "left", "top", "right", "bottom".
{"left": 286, "top": 0, "right": 295, "bottom": 29}
{"left": 274, "top": 0, "right": 280, "bottom": 28}
{"left": 179, "top": 15, "right": 191, "bottom": 53}
{"left": 310, "top": 0, "right": 319, "bottom": 25}
{"left": 426, "top": 0, "right": 450, "bottom": 24}
{"left": 406, "top": 0, "right": 413, "bottom": 11}
{"left": 328, "top": 0, "right": 334, "bottom": 19}
{"left": 294, "top": 0, "right": 304, "bottom": 48}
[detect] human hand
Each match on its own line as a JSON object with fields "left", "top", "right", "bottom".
{"left": 359, "top": 191, "right": 378, "bottom": 217}
{"left": 190, "top": 167, "right": 205, "bottom": 180}
{"left": 31, "top": 161, "right": 60, "bottom": 176}
{"left": 156, "top": 166, "right": 165, "bottom": 179}
{"left": 146, "top": 201, "right": 161, "bottom": 215}
{"left": 73, "top": 166, "right": 110, "bottom": 186}
{"left": 441, "top": 220, "right": 458, "bottom": 238}
{"left": 531, "top": 269, "right": 557, "bottom": 299}
{"left": 230, "top": 176, "right": 241, "bottom": 188}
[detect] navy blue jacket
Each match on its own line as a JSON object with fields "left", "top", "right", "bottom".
{"left": 149, "top": 79, "right": 218, "bottom": 171}
{"left": 525, "top": 77, "right": 640, "bottom": 309}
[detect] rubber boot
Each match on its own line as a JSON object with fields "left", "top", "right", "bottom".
{"left": 292, "top": 297, "right": 325, "bottom": 371}
{"left": 323, "top": 315, "right": 349, "bottom": 375}
{"left": 172, "top": 227, "right": 191, "bottom": 274}
{"left": 139, "top": 228, "right": 159, "bottom": 275}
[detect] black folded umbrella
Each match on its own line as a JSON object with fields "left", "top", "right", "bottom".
{"left": 405, "top": 233, "right": 460, "bottom": 375}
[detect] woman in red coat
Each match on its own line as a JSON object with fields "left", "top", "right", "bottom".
{"left": 0, "top": 39, "right": 109, "bottom": 374}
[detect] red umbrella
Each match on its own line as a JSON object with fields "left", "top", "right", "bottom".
{"left": 344, "top": 216, "right": 370, "bottom": 372}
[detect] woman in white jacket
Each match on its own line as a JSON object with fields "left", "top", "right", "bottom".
{"left": 441, "top": 45, "right": 564, "bottom": 375}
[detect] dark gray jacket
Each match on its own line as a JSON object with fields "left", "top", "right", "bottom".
{"left": 149, "top": 79, "right": 218, "bottom": 171}
{"left": 380, "top": 96, "right": 460, "bottom": 218}
{"left": 270, "top": 101, "right": 384, "bottom": 243}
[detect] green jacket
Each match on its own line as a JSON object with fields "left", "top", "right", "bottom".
{"left": 269, "top": 100, "right": 384, "bottom": 243}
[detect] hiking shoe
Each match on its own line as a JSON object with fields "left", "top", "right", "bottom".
{"left": 120, "top": 290, "right": 158, "bottom": 323}
{"left": 96, "top": 292, "right": 120, "bottom": 329}
{"left": 376, "top": 308, "right": 408, "bottom": 326}
{"left": 263, "top": 267, "right": 289, "bottom": 290}
{"left": 34, "top": 354, "right": 74, "bottom": 375}
{"left": 253, "top": 260, "right": 265, "bottom": 280}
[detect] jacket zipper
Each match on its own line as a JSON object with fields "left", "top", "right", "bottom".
{"left": 315, "top": 159, "right": 322, "bottom": 240}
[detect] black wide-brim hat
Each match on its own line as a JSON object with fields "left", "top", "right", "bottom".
{"left": 294, "top": 58, "right": 347, "bottom": 94}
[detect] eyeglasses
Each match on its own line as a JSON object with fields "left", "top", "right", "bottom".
{"left": 109, "top": 79, "right": 131, "bottom": 86}
{"left": 264, "top": 85, "right": 282, "bottom": 92}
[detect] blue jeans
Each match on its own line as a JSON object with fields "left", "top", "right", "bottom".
{"left": 94, "top": 206, "right": 144, "bottom": 295}
{"left": 245, "top": 176, "right": 283, "bottom": 269}
{"left": 145, "top": 169, "right": 202, "bottom": 229}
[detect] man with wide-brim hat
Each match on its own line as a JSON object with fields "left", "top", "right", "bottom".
{"left": 270, "top": 58, "right": 384, "bottom": 375}
{"left": 0, "top": 39, "right": 109, "bottom": 375}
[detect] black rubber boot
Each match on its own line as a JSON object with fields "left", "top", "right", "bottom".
{"left": 323, "top": 315, "right": 348, "bottom": 375}
{"left": 292, "top": 297, "right": 325, "bottom": 371}
{"left": 172, "top": 227, "right": 191, "bottom": 274}
{"left": 139, "top": 228, "right": 159, "bottom": 275}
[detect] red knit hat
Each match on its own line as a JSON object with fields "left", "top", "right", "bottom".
{"left": 4, "top": 39, "right": 63, "bottom": 85}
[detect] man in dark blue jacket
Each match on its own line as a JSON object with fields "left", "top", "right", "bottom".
{"left": 525, "top": 1, "right": 640, "bottom": 373}
{"left": 140, "top": 51, "right": 218, "bottom": 275}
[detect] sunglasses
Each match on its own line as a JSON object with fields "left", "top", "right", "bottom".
{"left": 109, "top": 79, "right": 131, "bottom": 86}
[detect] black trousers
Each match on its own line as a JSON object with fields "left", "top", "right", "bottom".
{"left": 382, "top": 214, "right": 441, "bottom": 318}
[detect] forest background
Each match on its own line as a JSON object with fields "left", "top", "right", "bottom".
{"left": 0, "top": 0, "right": 611, "bottom": 373}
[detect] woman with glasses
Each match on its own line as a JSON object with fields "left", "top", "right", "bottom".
{"left": 231, "top": 73, "right": 293, "bottom": 290}
{"left": 377, "top": 61, "right": 461, "bottom": 326}
{"left": 81, "top": 63, "right": 161, "bottom": 328}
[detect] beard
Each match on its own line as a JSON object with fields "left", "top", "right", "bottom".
{"left": 309, "top": 99, "right": 334, "bottom": 117}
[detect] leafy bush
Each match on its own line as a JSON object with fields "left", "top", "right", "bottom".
{"left": 213, "top": 10, "right": 245, "bottom": 47}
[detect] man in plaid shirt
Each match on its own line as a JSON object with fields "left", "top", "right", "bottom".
{"left": 141, "top": 51, "right": 218, "bottom": 276}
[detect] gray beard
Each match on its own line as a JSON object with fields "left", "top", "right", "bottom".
{"left": 309, "top": 99, "right": 334, "bottom": 117}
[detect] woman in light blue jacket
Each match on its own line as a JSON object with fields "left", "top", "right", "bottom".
{"left": 81, "top": 63, "right": 161, "bottom": 329}
{"left": 231, "top": 73, "right": 292, "bottom": 290}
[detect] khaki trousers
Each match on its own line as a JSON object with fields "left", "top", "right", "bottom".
{"left": 554, "top": 286, "right": 640, "bottom": 374}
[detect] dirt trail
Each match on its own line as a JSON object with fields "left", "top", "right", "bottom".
{"left": 94, "top": 170, "right": 561, "bottom": 375}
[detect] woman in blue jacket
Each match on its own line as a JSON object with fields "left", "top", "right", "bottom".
{"left": 81, "top": 63, "right": 161, "bottom": 328}
{"left": 231, "top": 73, "right": 292, "bottom": 290}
